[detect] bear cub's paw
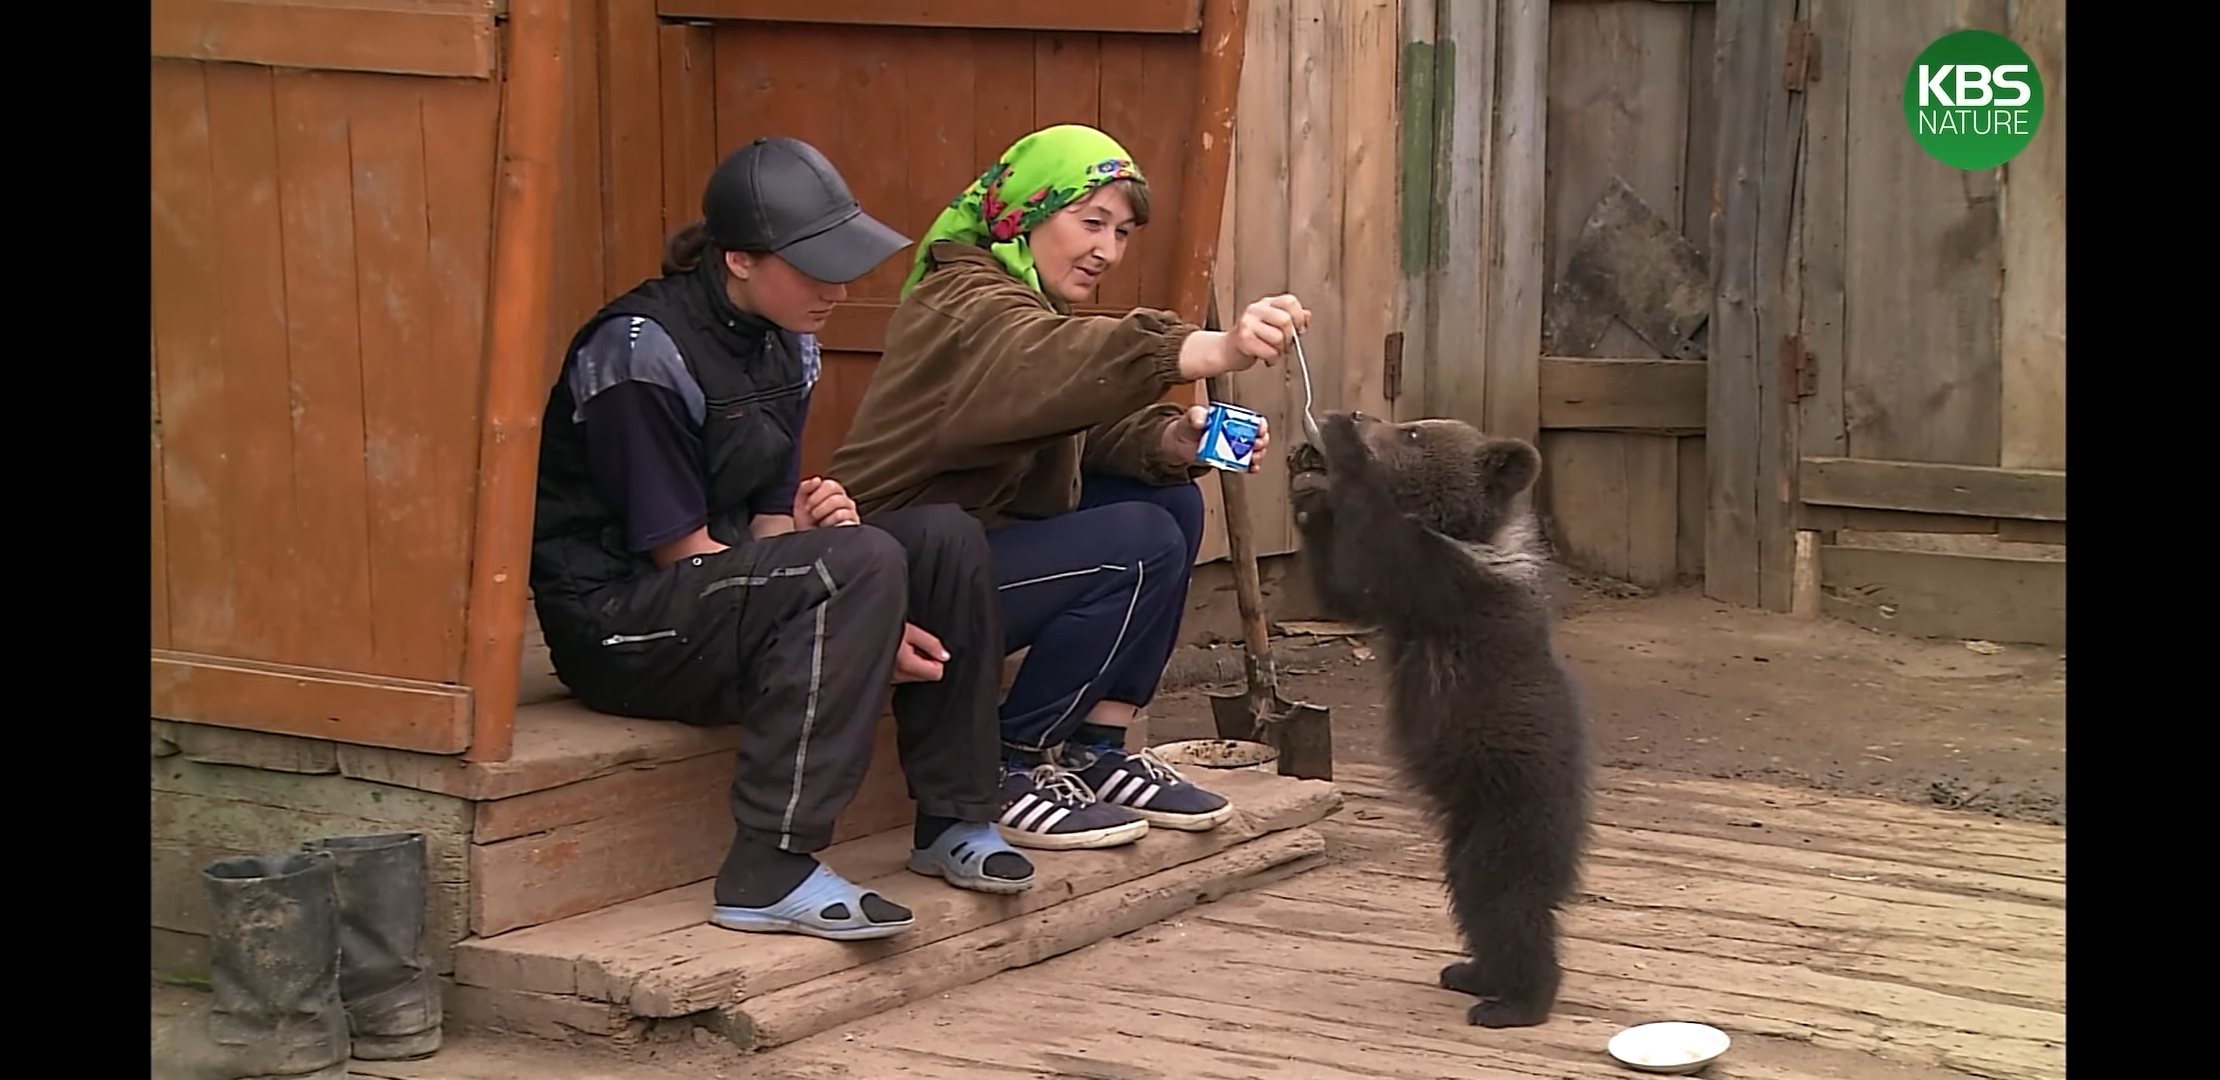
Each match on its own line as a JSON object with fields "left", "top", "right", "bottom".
{"left": 1438, "top": 961, "right": 1491, "bottom": 996}
{"left": 1465, "top": 996, "right": 1553, "bottom": 1029}
{"left": 1289, "top": 448, "right": 1331, "bottom": 519}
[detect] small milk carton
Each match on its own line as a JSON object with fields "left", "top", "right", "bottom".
{"left": 1196, "top": 402, "right": 1265, "bottom": 472}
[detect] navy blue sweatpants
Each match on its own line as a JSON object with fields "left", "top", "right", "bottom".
{"left": 987, "top": 473, "right": 1207, "bottom": 754}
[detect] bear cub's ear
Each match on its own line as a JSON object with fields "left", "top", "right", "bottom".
{"left": 1478, "top": 438, "right": 1541, "bottom": 499}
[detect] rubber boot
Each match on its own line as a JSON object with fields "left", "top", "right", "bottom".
{"left": 302, "top": 832, "right": 444, "bottom": 1060}
{"left": 199, "top": 852, "right": 352, "bottom": 1080}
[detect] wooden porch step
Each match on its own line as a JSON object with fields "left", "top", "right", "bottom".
{"left": 365, "top": 612, "right": 1038, "bottom": 939}
{"left": 449, "top": 767, "right": 1341, "bottom": 1049}
{"left": 156, "top": 603, "right": 1126, "bottom": 957}
{"left": 459, "top": 701, "right": 919, "bottom": 938}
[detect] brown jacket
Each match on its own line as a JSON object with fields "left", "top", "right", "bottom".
{"left": 829, "top": 241, "right": 1208, "bottom": 528}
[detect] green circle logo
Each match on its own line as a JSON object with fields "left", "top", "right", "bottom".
{"left": 1903, "top": 29, "right": 2044, "bottom": 170}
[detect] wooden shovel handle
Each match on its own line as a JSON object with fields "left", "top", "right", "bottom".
{"left": 1206, "top": 375, "right": 1280, "bottom": 720}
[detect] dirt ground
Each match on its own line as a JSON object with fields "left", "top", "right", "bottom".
{"left": 1150, "top": 582, "right": 2066, "bottom": 826}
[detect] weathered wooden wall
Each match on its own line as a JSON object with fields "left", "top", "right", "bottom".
{"left": 1373, "top": 0, "right": 2066, "bottom": 639}
{"left": 151, "top": 0, "right": 2066, "bottom": 773}
{"left": 1211, "top": 0, "right": 1709, "bottom": 588}
{"left": 1351, "top": 0, "right": 1712, "bottom": 589}
{"left": 151, "top": 0, "right": 506, "bottom": 754}
{"left": 1710, "top": 0, "right": 2065, "bottom": 645}
{"left": 150, "top": 0, "right": 1244, "bottom": 759}
{"left": 551, "top": 1, "right": 1241, "bottom": 546}
{"left": 1197, "top": 0, "right": 1403, "bottom": 563}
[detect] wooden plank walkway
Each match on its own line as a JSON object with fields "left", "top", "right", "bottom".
{"left": 209, "top": 760, "right": 2060, "bottom": 1080}
{"left": 742, "top": 762, "right": 2064, "bottom": 1080}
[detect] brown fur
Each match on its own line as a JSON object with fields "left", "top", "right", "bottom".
{"left": 1289, "top": 411, "right": 1592, "bottom": 1028}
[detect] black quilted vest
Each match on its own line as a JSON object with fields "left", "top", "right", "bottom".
{"left": 529, "top": 259, "right": 810, "bottom": 667}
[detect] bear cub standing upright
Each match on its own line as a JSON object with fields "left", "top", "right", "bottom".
{"left": 1289, "top": 410, "right": 1592, "bottom": 1028}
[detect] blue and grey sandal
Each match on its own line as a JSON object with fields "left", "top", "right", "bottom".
{"left": 708, "top": 863, "right": 914, "bottom": 941}
{"left": 907, "top": 821, "right": 1036, "bottom": 894}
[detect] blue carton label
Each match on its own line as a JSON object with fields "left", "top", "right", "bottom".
{"left": 1198, "top": 403, "right": 1264, "bottom": 471}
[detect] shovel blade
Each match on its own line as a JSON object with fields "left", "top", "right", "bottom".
{"left": 1275, "top": 701, "right": 1335, "bottom": 781}
{"left": 1206, "top": 690, "right": 1335, "bottom": 781}
{"left": 1209, "top": 689, "right": 1269, "bottom": 742}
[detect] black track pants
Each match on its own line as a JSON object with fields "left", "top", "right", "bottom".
{"left": 556, "top": 506, "right": 1002, "bottom": 852}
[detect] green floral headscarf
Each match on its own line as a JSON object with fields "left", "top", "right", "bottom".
{"left": 899, "top": 124, "right": 1145, "bottom": 299}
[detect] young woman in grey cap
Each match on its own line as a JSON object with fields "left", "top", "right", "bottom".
{"left": 527, "top": 137, "right": 1032, "bottom": 942}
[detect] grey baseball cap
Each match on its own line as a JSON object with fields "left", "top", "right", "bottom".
{"left": 702, "top": 137, "right": 912, "bottom": 284}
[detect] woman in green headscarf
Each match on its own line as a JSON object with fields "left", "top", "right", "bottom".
{"left": 829, "top": 123, "right": 1312, "bottom": 856}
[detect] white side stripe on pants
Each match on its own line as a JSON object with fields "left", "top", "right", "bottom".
{"left": 996, "top": 563, "right": 1129, "bottom": 592}
{"left": 777, "top": 559, "right": 840, "bottom": 850}
{"left": 994, "top": 561, "right": 1144, "bottom": 750}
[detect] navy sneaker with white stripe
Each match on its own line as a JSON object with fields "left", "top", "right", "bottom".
{"left": 995, "top": 762, "right": 1150, "bottom": 850}
{"left": 1061, "top": 743, "right": 1235, "bottom": 831}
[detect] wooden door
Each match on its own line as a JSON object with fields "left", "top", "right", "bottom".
{"left": 149, "top": 0, "right": 506, "bottom": 753}
{"left": 608, "top": 2, "right": 1217, "bottom": 477}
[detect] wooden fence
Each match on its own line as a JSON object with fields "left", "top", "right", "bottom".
{"left": 1211, "top": 0, "right": 2065, "bottom": 648}
{"left": 1708, "top": 0, "right": 2064, "bottom": 645}
{"left": 1205, "top": 0, "right": 1721, "bottom": 581}
{"left": 148, "top": 0, "right": 2066, "bottom": 766}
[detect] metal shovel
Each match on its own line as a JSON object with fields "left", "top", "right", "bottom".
{"left": 1200, "top": 292, "right": 1332, "bottom": 780}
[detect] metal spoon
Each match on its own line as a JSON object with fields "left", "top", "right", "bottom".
{"left": 1289, "top": 328, "right": 1323, "bottom": 445}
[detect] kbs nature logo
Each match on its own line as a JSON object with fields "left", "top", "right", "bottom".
{"left": 1903, "top": 29, "right": 2046, "bottom": 170}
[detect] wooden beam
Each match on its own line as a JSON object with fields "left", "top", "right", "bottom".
{"left": 1790, "top": 529, "right": 1820, "bottom": 616}
{"left": 1818, "top": 546, "right": 2064, "bottom": 647}
{"left": 1398, "top": 31, "right": 1439, "bottom": 278}
{"left": 1800, "top": 505, "right": 1999, "bottom": 535}
{"left": 1425, "top": 0, "right": 1497, "bottom": 424}
{"left": 1170, "top": 0, "right": 1251, "bottom": 330}
{"left": 1704, "top": 0, "right": 1760, "bottom": 607}
{"left": 2000, "top": 0, "right": 2066, "bottom": 470}
{"left": 1799, "top": 456, "right": 2065, "bottom": 522}
{"left": 1538, "top": 357, "right": 1705, "bottom": 432}
{"left": 601, "top": 0, "right": 667, "bottom": 289}
{"left": 1339, "top": 0, "right": 1400, "bottom": 421}
{"left": 153, "top": 651, "right": 473, "bottom": 755}
{"left": 1797, "top": 0, "right": 1846, "bottom": 459}
{"left": 1214, "top": 0, "right": 1293, "bottom": 558}
{"left": 655, "top": 21, "right": 718, "bottom": 242}
{"left": 149, "top": 0, "right": 499, "bottom": 79}
{"left": 1704, "top": 0, "right": 1804, "bottom": 612}
{"left": 463, "top": 0, "right": 573, "bottom": 763}
{"left": 1797, "top": 505, "right": 2065, "bottom": 545}
{"left": 1749, "top": 0, "right": 1807, "bottom": 616}
{"left": 1186, "top": 0, "right": 1266, "bottom": 642}
{"left": 655, "top": 0, "right": 1204, "bottom": 33}
{"left": 1285, "top": 0, "right": 1342, "bottom": 419}
{"left": 1395, "top": 5, "right": 1439, "bottom": 422}
{"left": 1483, "top": 0, "right": 1547, "bottom": 446}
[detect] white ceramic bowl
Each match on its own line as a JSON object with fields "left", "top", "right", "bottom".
{"left": 1606, "top": 1022, "right": 1731, "bottom": 1074}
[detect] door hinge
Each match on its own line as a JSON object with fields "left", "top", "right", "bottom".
{"left": 1382, "top": 331, "right": 1405, "bottom": 402}
{"left": 1779, "top": 334, "right": 1816, "bottom": 403}
{"left": 1783, "top": 20, "right": 1817, "bottom": 92}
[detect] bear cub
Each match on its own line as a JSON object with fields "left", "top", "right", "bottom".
{"left": 1288, "top": 410, "right": 1592, "bottom": 1029}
